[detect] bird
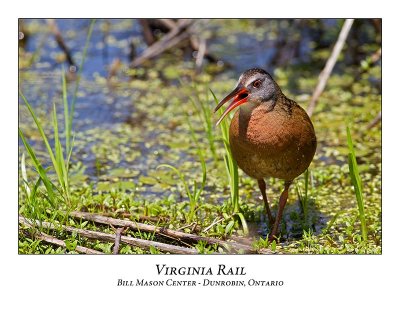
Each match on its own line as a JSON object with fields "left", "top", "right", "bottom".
{"left": 214, "top": 68, "right": 317, "bottom": 239}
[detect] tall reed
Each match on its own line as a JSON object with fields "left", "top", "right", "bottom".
{"left": 346, "top": 125, "right": 368, "bottom": 241}
{"left": 19, "top": 20, "right": 96, "bottom": 209}
{"left": 19, "top": 92, "right": 72, "bottom": 207}
{"left": 186, "top": 82, "right": 218, "bottom": 162}
{"left": 210, "top": 89, "right": 248, "bottom": 234}
{"left": 296, "top": 168, "right": 310, "bottom": 228}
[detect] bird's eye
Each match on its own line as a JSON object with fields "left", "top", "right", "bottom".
{"left": 252, "top": 80, "right": 262, "bottom": 88}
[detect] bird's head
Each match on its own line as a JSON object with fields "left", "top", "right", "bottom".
{"left": 214, "top": 68, "right": 279, "bottom": 126}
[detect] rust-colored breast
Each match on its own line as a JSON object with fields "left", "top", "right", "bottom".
{"left": 229, "top": 100, "right": 317, "bottom": 181}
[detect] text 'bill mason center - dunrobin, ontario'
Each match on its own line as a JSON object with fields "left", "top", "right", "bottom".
{"left": 117, "top": 264, "right": 284, "bottom": 287}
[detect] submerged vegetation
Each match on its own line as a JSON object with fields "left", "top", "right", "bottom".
{"left": 18, "top": 19, "right": 381, "bottom": 254}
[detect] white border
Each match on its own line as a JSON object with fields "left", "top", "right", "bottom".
{"left": 2, "top": 1, "right": 399, "bottom": 308}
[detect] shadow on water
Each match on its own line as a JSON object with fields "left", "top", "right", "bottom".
{"left": 245, "top": 194, "right": 328, "bottom": 241}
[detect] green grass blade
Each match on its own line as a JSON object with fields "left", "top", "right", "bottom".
{"left": 66, "top": 134, "right": 75, "bottom": 167}
{"left": 61, "top": 67, "right": 70, "bottom": 155}
{"left": 195, "top": 85, "right": 214, "bottom": 148}
{"left": 21, "top": 153, "right": 31, "bottom": 197}
{"left": 20, "top": 91, "right": 61, "bottom": 181}
{"left": 53, "top": 103, "right": 70, "bottom": 203}
{"left": 296, "top": 168, "right": 310, "bottom": 229}
{"left": 209, "top": 89, "right": 218, "bottom": 105}
{"left": 157, "top": 164, "right": 192, "bottom": 201}
{"left": 19, "top": 129, "right": 56, "bottom": 206}
{"left": 31, "top": 177, "right": 42, "bottom": 201}
{"left": 70, "top": 19, "right": 96, "bottom": 131}
{"left": 199, "top": 153, "right": 207, "bottom": 194}
{"left": 186, "top": 82, "right": 217, "bottom": 161}
{"left": 236, "top": 212, "right": 249, "bottom": 235}
{"left": 232, "top": 159, "right": 239, "bottom": 212}
{"left": 210, "top": 88, "right": 240, "bottom": 216}
{"left": 186, "top": 112, "right": 207, "bottom": 201}
{"left": 188, "top": 96, "right": 201, "bottom": 115}
{"left": 346, "top": 125, "right": 367, "bottom": 241}
{"left": 304, "top": 169, "right": 309, "bottom": 209}
{"left": 225, "top": 220, "right": 235, "bottom": 235}
{"left": 53, "top": 103, "right": 62, "bottom": 174}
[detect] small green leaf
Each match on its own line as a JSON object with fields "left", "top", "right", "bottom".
{"left": 225, "top": 220, "right": 235, "bottom": 235}
{"left": 65, "top": 239, "right": 78, "bottom": 252}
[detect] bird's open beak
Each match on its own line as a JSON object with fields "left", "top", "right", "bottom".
{"left": 214, "top": 86, "right": 248, "bottom": 126}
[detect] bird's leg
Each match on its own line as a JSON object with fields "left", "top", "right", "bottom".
{"left": 270, "top": 180, "right": 292, "bottom": 240}
{"left": 257, "top": 179, "right": 274, "bottom": 226}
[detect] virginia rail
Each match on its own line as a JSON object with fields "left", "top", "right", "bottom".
{"left": 214, "top": 68, "right": 317, "bottom": 239}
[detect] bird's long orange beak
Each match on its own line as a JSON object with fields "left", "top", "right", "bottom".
{"left": 214, "top": 86, "right": 248, "bottom": 126}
